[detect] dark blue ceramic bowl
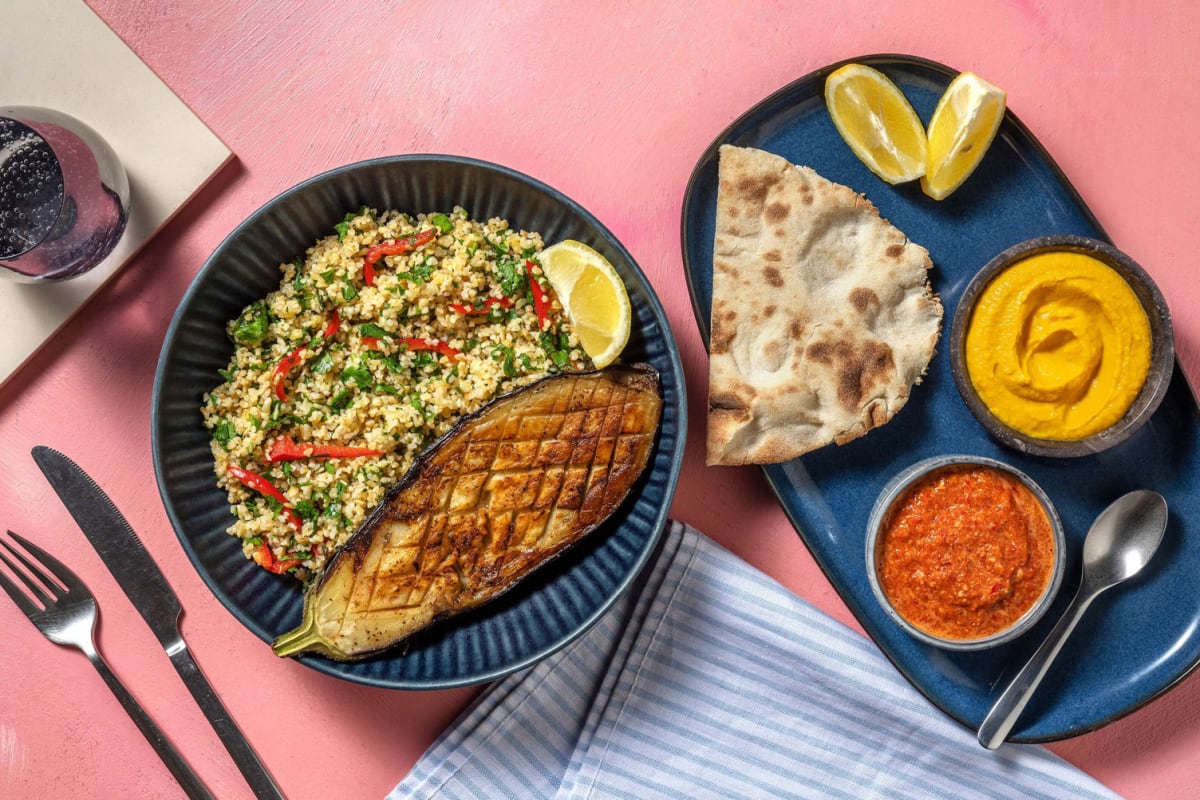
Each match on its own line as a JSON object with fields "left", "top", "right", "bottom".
{"left": 152, "top": 155, "right": 686, "bottom": 689}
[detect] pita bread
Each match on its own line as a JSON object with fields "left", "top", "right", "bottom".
{"left": 706, "top": 145, "right": 942, "bottom": 466}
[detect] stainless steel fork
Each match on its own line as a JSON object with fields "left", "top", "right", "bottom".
{"left": 0, "top": 530, "right": 215, "bottom": 800}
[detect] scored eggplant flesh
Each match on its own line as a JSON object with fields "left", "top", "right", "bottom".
{"left": 273, "top": 364, "right": 663, "bottom": 661}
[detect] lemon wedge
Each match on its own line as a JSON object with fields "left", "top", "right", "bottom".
{"left": 538, "top": 240, "right": 631, "bottom": 368}
{"left": 824, "top": 63, "right": 928, "bottom": 184}
{"left": 921, "top": 72, "right": 1007, "bottom": 200}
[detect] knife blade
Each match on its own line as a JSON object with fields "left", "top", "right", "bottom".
{"left": 32, "top": 446, "right": 285, "bottom": 800}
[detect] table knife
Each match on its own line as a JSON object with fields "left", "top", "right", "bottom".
{"left": 31, "top": 446, "right": 285, "bottom": 800}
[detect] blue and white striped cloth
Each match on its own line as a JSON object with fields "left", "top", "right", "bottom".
{"left": 390, "top": 521, "right": 1120, "bottom": 800}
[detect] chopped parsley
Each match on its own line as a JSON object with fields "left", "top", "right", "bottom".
{"left": 329, "top": 388, "right": 354, "bottom": 410}
{"left": 430, "top": 213, "right": 453, "bottom": 234}
{"left": 359, "top": 322, "right": 391, "bottom": 339}
{"left": 231, "top": 301, "right": 270, "bottom": 346}
{"left": 340, "top": 364, "right": 373, "bottom": 389}
{"left": 293, "top": 499, "right": 319, "bottom": 520}
{"left": 493, "top": 255, "right": 526, "bottom": 296}
{"left": 311, "top": 351, "right": 335, "bottom": 375}
{"left": 540, "top": 331, "right": 571, "bottom": 369}
{"left": 491, "top": 344, "right": 517, "bottom": 377}
{"left": 334, "top": 206, "right": 370, "bottom": 241}
{"left": 396, "top": 259, "right": 436, "bottom": 284}
{"left": 212, "top": 420, "right": 236, "bottom": 449}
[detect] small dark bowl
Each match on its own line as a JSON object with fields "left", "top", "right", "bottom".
{"left": 865, "top": 455, "right": 1066, "bottom": 651}
{"left": 949, "top": 235, "right": 1174, "bottom": 458}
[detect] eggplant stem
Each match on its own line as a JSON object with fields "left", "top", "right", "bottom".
{"left": 272, "top": 605, "right": 328, "bottom": 657}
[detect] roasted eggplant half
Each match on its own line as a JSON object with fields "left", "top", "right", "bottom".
{"left": 273, "top": 364, "right": 663, "bottom": 660}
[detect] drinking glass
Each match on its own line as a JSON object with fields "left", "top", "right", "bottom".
{"left": 0, "top": 106, "right": 130, "bottom": 282}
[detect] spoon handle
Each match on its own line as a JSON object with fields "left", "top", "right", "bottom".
{"left": 977, "top": 587, "right": 1098, "bottom": 749}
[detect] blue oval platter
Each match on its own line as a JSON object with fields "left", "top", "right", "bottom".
{"left": 681, "top": 54, "right": 1200, "bottom": 742}
{"left": 153, "top": 154, "right": 686, "bottom": 689}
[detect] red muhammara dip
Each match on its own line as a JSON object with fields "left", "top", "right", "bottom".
{"left": 876, "top": 464, "right": 1055, "bottom": 641}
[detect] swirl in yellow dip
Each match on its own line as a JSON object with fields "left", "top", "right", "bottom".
{"left": 964, "top": 250, "right": 1151, "bottom": 440}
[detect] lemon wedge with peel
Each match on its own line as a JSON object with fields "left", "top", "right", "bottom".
{"left": 921, "top": 72, "right": 1007, "bottom": 200}
{"left": 538, "top": 240, "right": 631, "bottom": 368}
{"left": 824, "top": 63, "right": 928, "bottom": 184}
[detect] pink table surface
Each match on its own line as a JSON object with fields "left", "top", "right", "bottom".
{"left": 3, "top": 1, "right": 1199, "bottom": 798}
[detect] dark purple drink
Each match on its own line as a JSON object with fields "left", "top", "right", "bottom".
{"left": 0, "top": 107, "right": 129, "bottom": 282}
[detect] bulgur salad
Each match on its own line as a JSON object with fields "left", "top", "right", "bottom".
{"left": 202, "top": 207, "right": 591, "bottom": 579}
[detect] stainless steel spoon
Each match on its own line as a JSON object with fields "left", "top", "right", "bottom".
{"left": 978, "top": 489, "right": 1168, "bottom": 749}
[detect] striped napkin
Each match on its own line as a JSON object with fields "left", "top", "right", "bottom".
{"left": 390, "top": 521, "right": 1119, "bottom": 800}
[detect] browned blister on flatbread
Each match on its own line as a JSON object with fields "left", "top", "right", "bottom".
{"left": 706, "top": 145, "right": 942, "bottom": 466}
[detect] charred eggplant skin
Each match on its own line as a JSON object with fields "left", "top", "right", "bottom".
{"left": 273, "top": 365, "right": 663, "bottom": 661}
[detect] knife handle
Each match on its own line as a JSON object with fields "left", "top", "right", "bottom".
{"left": 87, "top": 648, "right": 215, "bottom": 800}
{"left": 168, "top": 643, "right": 285, "bottom": 800}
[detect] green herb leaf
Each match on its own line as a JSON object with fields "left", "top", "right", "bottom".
{"left": 231, "top": 301, "right": 270, "bottom": 346}
{"left": 493, "top": 255, "right": 525, "bottom": 296}
{"left": 293, "top": 499, "right": 319, "bottom": 520}
{"left": 311, "top": 351, "right": 335, "bottom": 375}
{"left": 491, "top": 344, "right": 517, "bottom": 377}
{"left": 334, "top": 210, "right": 360, "bottom": 242}
{"left": 412, "top": 260, "right": 435, "bottom": 282}
{"left": 539, "top": 331, "right": 571, "bottom": 369}
{"left": 430, "top": 213, "right": 453, "bottom": 234}
{"left": 213, "top": 420, "right": 236, "bottom": 449}
{"left": 340, "top": 365, "right": 373, "bottom": 389}
{"left": 359, "top": 322, "right": 391, "bottom": 339}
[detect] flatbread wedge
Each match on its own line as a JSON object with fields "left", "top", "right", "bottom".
{"left": 706, "top": 145, "right": 942, "bottom": 466}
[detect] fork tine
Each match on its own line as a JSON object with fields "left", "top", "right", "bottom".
{"left": 6, "top": 530, "right": 83, "bottom": 594}
{"left": 0, "top": 535, "right": 64, "bottom": 608}
{"left": 0, "top": 550, "right": 41, "bottom": 616}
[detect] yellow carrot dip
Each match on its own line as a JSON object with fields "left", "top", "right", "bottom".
{"left": 963, "top": 250, "right": 1152, "bottom": 440}
{"left": 876, "top": 464, "right": 1056, "bottom": 642}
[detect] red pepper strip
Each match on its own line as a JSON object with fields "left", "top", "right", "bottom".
{"left": 449, "top": 296, "right": 514, "bottom": 315}
{"left": 362, "top": 228, "right": 437, "bottom": 287}
{"left": 252, "top": 541, "right": 312, "bottom": 575}
{"left": 272, "top": 310, "right": 340, "bottom": 401}
{"left": 525, "top": 259, "right": 550, "bottom": 329}
{"left": 362, "top": 336, "right": 384, "bottom": 351}
{"left": 272, "top": 345, "right": 307, "bottom": 402}
{"left": 227, "top": 465, "right": 302, "bottom": 531}
{"left": 398, "top": 337, "right": 462, "bottom": 361}
{"left": 266, "top": 434, "right": 384, "bottom": 462}
{"left": 322, "top": 308, "right": 341, "bottom": 340}
{"left": 251, "top": 541, "right": 304, "bottom": 574}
